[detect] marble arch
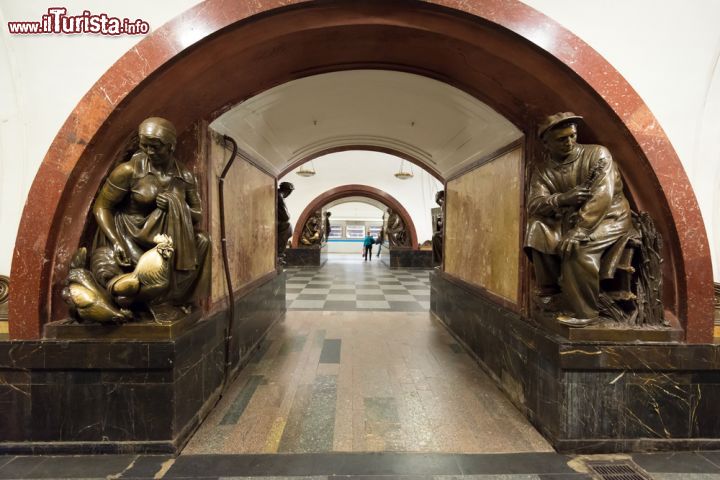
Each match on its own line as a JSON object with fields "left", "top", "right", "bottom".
{"left": 290, "top": 185, "right": 419, "bottom": 249}
{"left": 9, "top": 0, "right": 713, "bottom": 341}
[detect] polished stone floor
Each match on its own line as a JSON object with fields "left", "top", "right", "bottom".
{"left": 184, "top": 310, "right": 552, "bottom": 454}
{"left": 184, "top": 255, "right": 552, "bottom": 454}
{"left": 2, "top": 451, "right": 720, "bottom": 478}
{"left": 186, "top": 254, "right": 550, "bottom": 454}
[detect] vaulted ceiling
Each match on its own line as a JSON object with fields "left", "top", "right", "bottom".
{"left": 210, "top": 70, "right": 522, "bottom": 180}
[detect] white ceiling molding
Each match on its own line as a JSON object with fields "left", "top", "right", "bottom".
{"left": 210, "top": 70, "right": 522, "bottom": 179}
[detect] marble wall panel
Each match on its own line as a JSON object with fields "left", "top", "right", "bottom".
{"left": 209, "top": 135, "right": 276, "bottom": 304}
{"left": 444, "top": 147, "right": 522, "bottom": 303}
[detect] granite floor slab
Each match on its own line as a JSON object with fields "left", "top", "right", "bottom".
{"left": 183, "top": 310, "right": 552, "bottom": 455}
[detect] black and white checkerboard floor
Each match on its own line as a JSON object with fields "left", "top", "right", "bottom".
{"left": 285, "top": 253, "right": 431, "bottom": 311}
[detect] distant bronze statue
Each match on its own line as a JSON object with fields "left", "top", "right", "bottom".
{"left": 277, "top": 181, "right": 294, "bottom": 264}
{"left": 432, "top": 190, "right": 445, "bottom": 264}
{"left": 525, "top": 112, "right": 664, "bottom": 328}
{"left": 386, "top": 207, "right": 410, "bottom": 247}
{"left": 300, "top": 210, "right": 323, "bottom": 246}
{"left": 63, "top": 117, "right": 210, "bottom": 323}
{"left": 324, "top": 211, "right": 332, "bottom": 241}
{"left": 375, "top": 220, "right": 385, "bottom": 258}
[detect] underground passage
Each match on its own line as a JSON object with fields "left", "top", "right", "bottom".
{"left": 1, "top": 0, "right": 720, "bottom": 478}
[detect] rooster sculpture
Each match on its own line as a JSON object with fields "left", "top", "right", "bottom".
{"left": 108, "top": 234, "right": 175, "bottom": 307}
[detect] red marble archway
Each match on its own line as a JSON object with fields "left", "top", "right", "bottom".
{"left": 9, "top": 0, "right": 713, "bottom": 341}
{"left": 291, "top": 184, "right": 419, "bottom": 249}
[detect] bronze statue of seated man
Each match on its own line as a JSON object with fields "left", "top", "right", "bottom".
{"left": 525, "top": 112, "right": 639, "bottom": 327}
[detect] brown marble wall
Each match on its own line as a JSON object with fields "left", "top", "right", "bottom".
{"left": 445, "top": 147, "right": 522, "bottom": 303}
{"left": 208, "top": 134, "right": 276, "bottom": 305}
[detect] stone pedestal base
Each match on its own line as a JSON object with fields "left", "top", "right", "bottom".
{"left": 0, "top": 272, "right": 286, "bottom": 454}
{"left": 534, "top": 313, "right": 683, "bottom": 342}
{"left": 285, "top": 245, "right": 328, "bottom": 267}
{"left": 384, "top": 248, "right": 433, "bottom": 268}
{"left": 44, "top": 311, "right": 200, "bottom": 340}
{"left": 431, "top": 270, "right": 720, "bottom": 453}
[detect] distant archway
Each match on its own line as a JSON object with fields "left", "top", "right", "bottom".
{"left": 291, "top": 185, "right": 419, "bottom": 249}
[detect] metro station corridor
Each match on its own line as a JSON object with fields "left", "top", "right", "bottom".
{"left": 186, "top": 255, "right": 551, "bottom": 454}
{"left": 3, "top": 1, "right": 720, "bottom": 479}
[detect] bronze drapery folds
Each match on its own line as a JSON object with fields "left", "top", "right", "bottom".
{"left": 324, "top": 211, "right": 332, "bottom": 242}
{"left": 432, "top": 190, "right": 445, "bottom": 264}
{"left": 277, "top": 181, "right": 294, "bottom": 265}
{"left": 525, "top": 112, "right": 665, "bottom": 328}
{"left": 386, "top": 207, "right": 410, "bottom": 247}
{"left": 62, "top": 117, "right": 210, "bottom": 324}
{"left": 300, "top": 210, "right": 323, "bottom": 246}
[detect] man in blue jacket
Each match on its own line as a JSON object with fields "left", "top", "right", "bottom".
{"left": 363, "top": 231, "right": 375, "bottom": 261}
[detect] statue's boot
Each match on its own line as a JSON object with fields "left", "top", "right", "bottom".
{"left": 556, "top": 314, "right": 600, "bottom": 328}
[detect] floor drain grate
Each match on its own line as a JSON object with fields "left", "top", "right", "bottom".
{"left": 585, "top": 461, "right": 653, "bottom": 480}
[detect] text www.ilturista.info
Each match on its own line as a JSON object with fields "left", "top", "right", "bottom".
{"left": 7, "top": 8, "right": 149, "bottom": 35}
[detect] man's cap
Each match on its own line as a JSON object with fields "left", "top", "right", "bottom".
{"left": 537, "top": 112, "right": 583, "bottom": 139}
{"left": 279, "top": 181, "right": 295, "bottom": 191}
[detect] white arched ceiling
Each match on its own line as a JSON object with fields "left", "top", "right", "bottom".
{"left": 210, "top": 70, "right": 522, "bottom": 179}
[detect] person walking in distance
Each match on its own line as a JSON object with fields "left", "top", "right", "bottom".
{"left": 363, "top": 230, "right": 375, "bottom": 261}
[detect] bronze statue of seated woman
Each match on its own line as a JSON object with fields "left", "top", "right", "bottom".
{"left": 63, "top": 117, "right": 210, "bottom": 323}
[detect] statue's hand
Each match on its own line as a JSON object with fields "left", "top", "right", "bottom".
{"left": 557, "top": 187, "right": 592, "bottom": 207}
{"left": 558, "top": 228, "right": 589, "bottom": 259}
{"left": 113, "top": 242, "right": 131, "bottom": 267}
{"left": 156, "top": 192, "right": 170, "bottom": 211}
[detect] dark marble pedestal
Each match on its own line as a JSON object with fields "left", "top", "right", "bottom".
{"left": 0, "top": 272, "right": 285, "bottom": 454}
{"left": 285, "top": 245, "right": 328, "bottom": 267}
{"left": 431, "top": 270, "right": 720, "bottom": 453}
{"left": 535, "top": 312, "right": 683, "bottom": 342}
{"left": 43, "top": 311, "right": 201, "bottom": 340}
{"left": 384, "top": 248, "right": 433, "bottom": 268}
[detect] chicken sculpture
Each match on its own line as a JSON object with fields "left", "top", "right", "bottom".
{"left": 62, "top": 248, "right": 133, "bottom": 324}
{"left": 63, "top": 234, "right": 175, "bottom": 323}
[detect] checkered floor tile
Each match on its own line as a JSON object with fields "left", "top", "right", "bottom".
{"left": 285, "top": 254, "right": 431, "bottom": 311}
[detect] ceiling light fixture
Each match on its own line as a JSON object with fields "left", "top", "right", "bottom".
{"left": 296, "top": 161, "right": 316, "bottom": 177}
{"left": 394, "top": 159, "right": 414, "bottom": 180}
